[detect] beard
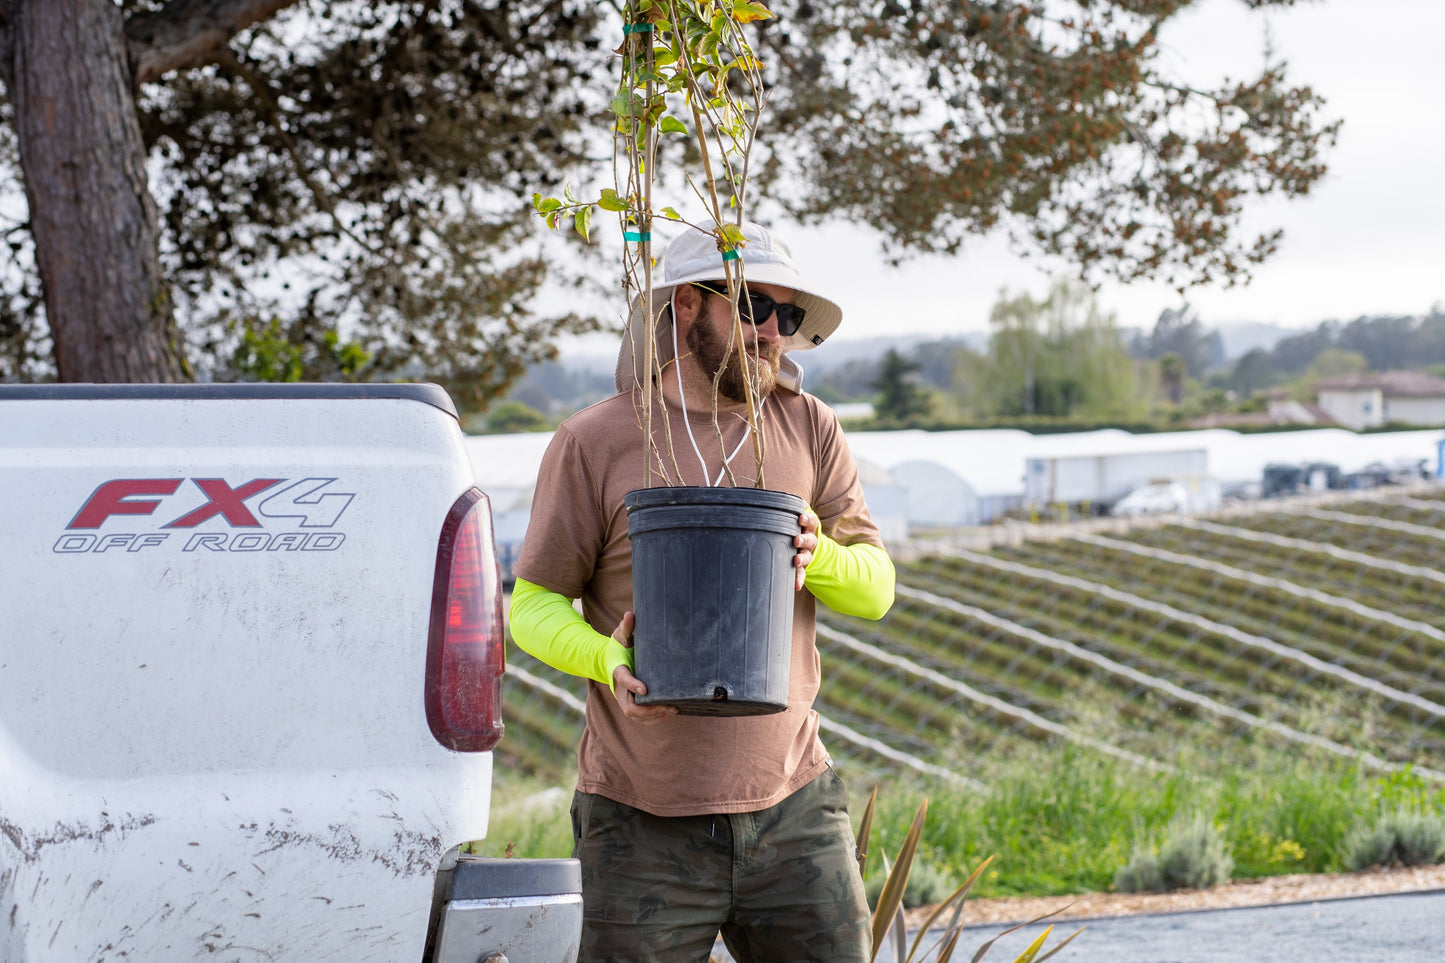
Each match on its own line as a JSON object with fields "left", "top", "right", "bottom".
{"left": 686, "top": 314, "right": 782, "bottom": 404}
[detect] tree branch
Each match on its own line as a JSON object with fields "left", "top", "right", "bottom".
{"left": 126, "top": 0, "right": 302, "bottom": 85}
{"left": 206, "top": 45, "right": 385, "bottom": 260}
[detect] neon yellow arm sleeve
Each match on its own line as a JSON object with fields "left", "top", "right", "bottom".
{"left": 509, "top": 578, "right": 634, "bottom": 690}
{"left": 806, "top": 531, "right": 895, "bottom": 620}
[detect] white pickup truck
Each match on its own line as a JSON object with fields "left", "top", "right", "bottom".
{"left": 0, "top": 384, "right": 580, "bottom": 962}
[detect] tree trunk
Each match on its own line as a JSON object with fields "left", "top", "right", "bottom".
{"left": 11, "top": 0, "right": 189, "bottom": 382}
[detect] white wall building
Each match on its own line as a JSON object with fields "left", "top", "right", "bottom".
{"left": 1316, "top": 371, "right": 1445, "bottom": 430}
{"left": 466, "top": 425, "right": 1443, "bottom": 549}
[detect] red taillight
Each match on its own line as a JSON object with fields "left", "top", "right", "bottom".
{"left": 425, "top": 488, "right": 505, "bottom": 751}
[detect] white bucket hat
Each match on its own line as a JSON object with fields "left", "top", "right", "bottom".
{"left": 614, "top": 221, "right": 843, "bottom": 393}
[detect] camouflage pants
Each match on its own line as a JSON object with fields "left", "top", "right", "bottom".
{"left": 570, "top": 767, "right": 871, "bottom": 963}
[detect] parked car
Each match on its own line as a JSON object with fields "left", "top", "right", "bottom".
{"left": 1261, "top": 461, "right": 1345, "bottom": 498}
{"left": 1110, "top": 481, "right": 1191, "bottom": 516}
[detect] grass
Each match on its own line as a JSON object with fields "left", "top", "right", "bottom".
{"left": 480, "top": 745, "right": 1445, "bottom": 900}
{"left": 467, "top": 773, "right": 575, "bottom": 859}
{"left": 859, "top": 747, "right": 1445, "bottom": 898}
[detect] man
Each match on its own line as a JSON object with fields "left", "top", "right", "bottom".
{"left": 510, "top": 221, "right": 895, "bottom": 962}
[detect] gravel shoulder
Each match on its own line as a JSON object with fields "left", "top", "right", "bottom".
{"left": 913, "top": 864, "right": 1445, "bottom": 927}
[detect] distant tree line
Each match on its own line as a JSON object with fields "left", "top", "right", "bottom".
{"left": 1218, "top": 308, "right": 1445, "bottom": 397}
{"left": 476, "top": 297, "right": 1445, "bottom": 432}
{"left": 808, "top": 294, "right": 1445, "bottom": 430}
{"left": 814, "top": 280, "right": 1152, "bottom": 425}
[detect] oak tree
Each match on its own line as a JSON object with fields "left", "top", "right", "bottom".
{"left": 0, "top": 0, "right": 1337, "bottom": 389}
{"left": 0, "top": 0, "right": 606, "bottom": 388}
{"left": 757, "top": 0, "right": 1337, "bottom": 287}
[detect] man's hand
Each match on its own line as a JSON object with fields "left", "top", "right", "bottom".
{"left": 794, "top": 509, "right": 820, "bottom": 591}
{"left": 609, "top": 611, "right": 677, "bottom": 722}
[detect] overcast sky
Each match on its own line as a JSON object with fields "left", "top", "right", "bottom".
{"left": 788, "top": 0, "right": 1445, "bottom": 344}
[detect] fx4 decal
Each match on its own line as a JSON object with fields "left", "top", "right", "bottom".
{"left": 56, "top": 477, "right": 356, "bottom": 555}
{"left": 257, "top": 479, "right": 355, "bottom": 528}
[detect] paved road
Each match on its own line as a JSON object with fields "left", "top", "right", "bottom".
{"left": 711, "top": 890, "right": 1445, "bottom": 962}
{"left": 921, "top": 889, "right": 1445, "bottom": 963}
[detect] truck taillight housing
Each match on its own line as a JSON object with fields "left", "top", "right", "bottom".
{"left": 426, "top": 488, "right": 505, "bottom": 751}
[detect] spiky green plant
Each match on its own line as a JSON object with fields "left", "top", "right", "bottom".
{"left": 857, "top": 788, "right": 1084, "bottom": 963}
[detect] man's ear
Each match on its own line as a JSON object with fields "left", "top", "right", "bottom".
{"left": 671, "top": 283, "right": 702, "bottom": 326}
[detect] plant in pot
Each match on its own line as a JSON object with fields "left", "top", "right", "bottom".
{"left": 532, "top": 0, "right": 842, "bottom": 716}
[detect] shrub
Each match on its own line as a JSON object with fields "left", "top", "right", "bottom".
{"left": 1116, "top": 816, "right": 1233, "bottom": 893}
{"left": 1344, "top": 810, "right": 1445, "bottom": 870}
{"left": 1114, "top": 850, "right": 1163, "bottom": 893}
{"left": 1159, "top": 816, "right": 1234, "bottom": 890}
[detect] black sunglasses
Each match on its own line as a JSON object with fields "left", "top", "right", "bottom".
{"left": 693, "top": 281, "right": 807, "bottom": 338}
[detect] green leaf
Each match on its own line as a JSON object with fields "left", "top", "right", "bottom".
{"left": 855, "top": 786, "right": 878, "bottom": 879}
{"left": 871, "top": 799, "right": 927, "bottom": 962}
{"left": 732, "top": 0, "right": 774, "bottom": 24}
{"left": 902, "top": 856, "right": 992, "bottom": 963}
{"left": 659, "top": 116, "right": 689, "bottom": 135}
{"left": 598, "top": 188, "right": 629, "bottom": 212}
{"left": 720, "top": 223, "right": 748, "bottom": 248}
{"left": 1010, "top": 925, "right": 1054, "bottom": 963}
{"left": 610, "top": 90, "right": 644, "bottom": 118}
{"left": 534, "top": 196, "right": 563, "bottom": 214}
{"left": 660, "top": 207, "right": 682, "bottom": 220}
{"left": 1030, "top": 927, "right": 1087, "bottom": 962}
{"left": 575, "top": 205, "right": 593, "bottom": 242}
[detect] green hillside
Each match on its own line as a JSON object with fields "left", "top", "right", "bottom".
{"left": 501, "top": 488, "right": 1445, "bottom": 790}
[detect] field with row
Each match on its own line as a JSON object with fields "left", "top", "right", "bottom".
{"left": 498, "top": 488, "right": 1445, "bottom": 792}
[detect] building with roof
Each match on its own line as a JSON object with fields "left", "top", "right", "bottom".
{"left": 464, "top": 424, "right": 1442, "bottom": 553}
{"left": 1316, "top": 371, "right": 1445, "bottom": 430}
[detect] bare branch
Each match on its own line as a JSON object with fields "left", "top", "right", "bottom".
{"left": 126, "top": 0, "right": 302, "bottom": 85}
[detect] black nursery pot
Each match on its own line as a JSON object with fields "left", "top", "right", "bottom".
{"left": 624, "top": 486, "right": 804, "bottom": 716}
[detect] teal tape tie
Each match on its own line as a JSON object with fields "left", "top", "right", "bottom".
{"left": 623, "top": 22, "right": 654, "bottom": 34}
{"left": 721, "top": 248, "right": 741, "bottom": 262}
{"left": 624, "top": 231, "right": 652, "bottom": 242}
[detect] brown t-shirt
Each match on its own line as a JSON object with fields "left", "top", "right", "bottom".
{"left": 513, "top": 386, "right": 883, "bottom": 816}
